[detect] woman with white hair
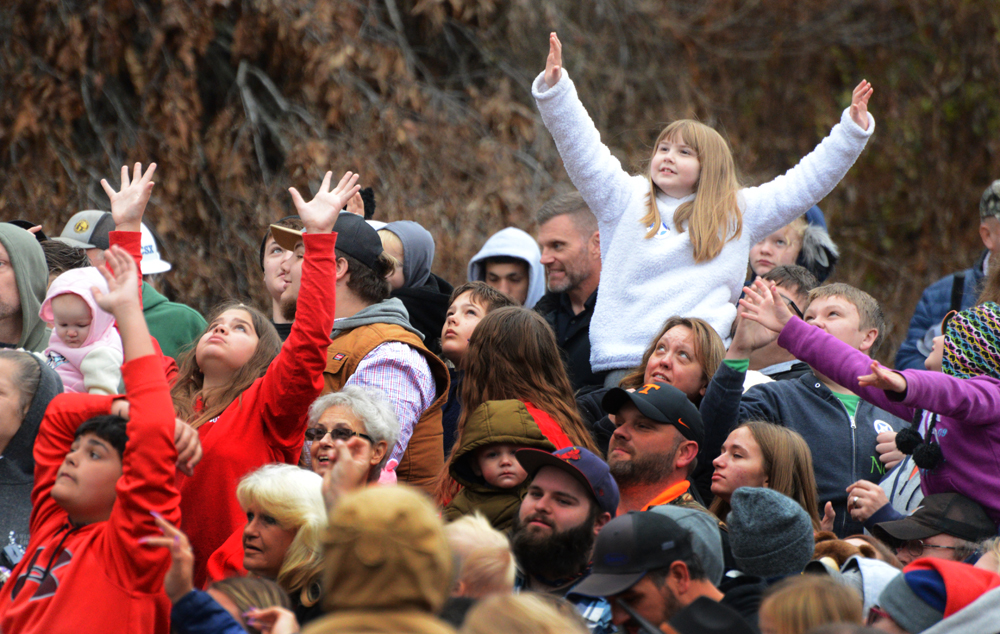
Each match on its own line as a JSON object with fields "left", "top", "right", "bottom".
{"left": 205, "top": 463, "right": 328, "bottom": 626}
{"left": 304, "top": 385, "right": 400, "bottom": 486}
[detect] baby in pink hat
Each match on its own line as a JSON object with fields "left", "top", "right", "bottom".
{"left": 40, "top": 267, "right": 123, "bottom": 394}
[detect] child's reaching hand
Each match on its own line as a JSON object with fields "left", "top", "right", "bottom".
{"left": 850, "top": 80, "right": 874, "bottom": 131}
{"left": 857, "top": 360, "right": 908, "bottom": 394}
{"left": 544, "top": 32, "right": 562, "bottom": 88}
{"left": 102, "top": 163, "right": 157, "bottom": 233}
{"left": 92, "top": 245, "right": 141, "bottom": 318}
{"left": 738, "top": 278, "right": 796, "bottom": 334}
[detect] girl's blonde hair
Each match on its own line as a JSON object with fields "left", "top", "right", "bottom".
{"left": 460, "top": 593, "right": 589, "bottom": 634}
{"left": 236, "top": 464, "right": 327, "bottom": 598}
{"left": 642, "top": 120, "right": 742, "bottom": 262}
{"left": 709, "top": 421, "right": 822, "bottom": 530}
{"left": 759, "top": 575, "right": 862, "bottom": 634}
{"left": 444, "top": 513, "right": 516, "bottom": 597}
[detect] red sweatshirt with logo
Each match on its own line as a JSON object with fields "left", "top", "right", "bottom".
{"left": 0, "top": 355, "right": 180, "bottom": 634}
{"left": 178, "top": 232, "right": 337, "bottom": 587}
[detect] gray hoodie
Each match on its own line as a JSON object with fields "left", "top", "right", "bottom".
{"left": 467, "top": 227, "right": 545, "bottom": 308}
{"left": 0, "top": 354, "right": 63, "bottom": 548}
{"left": 0, "top": 225, "right": 50, "bottom": 352}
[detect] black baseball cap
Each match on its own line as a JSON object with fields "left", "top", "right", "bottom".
{"left": 602, "top": 383, "right": 704, "bottom": 445}
{"left": 271, "top": 211, "right": 383, "bottom": 270}
{"left": 571, "top": 511, "right": 693, "bottom": 598}
{"left": 872, "top": 492, "right": 996, "bottom": 544}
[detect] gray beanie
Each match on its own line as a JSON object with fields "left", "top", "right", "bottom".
{"left": 726, "top": 487, "right": 814, "bottom": 579}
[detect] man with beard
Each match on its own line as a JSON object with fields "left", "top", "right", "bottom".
{"left": 533, "top": 192, "right": 605, "bottom": 391}
{"left": 272, "top": 209, "right": 449, "bottom": 495}
{"left": 511, "top": 446, "right": 619, "bottom": 633}
{"left": 572, "top": 512, "right": 755, "bottom": 634}
{"left": 602, "top": 383, "right": 711, "bottom": 517}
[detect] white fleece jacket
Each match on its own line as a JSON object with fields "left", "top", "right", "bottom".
{"left": 532, "top": 71, "right": 875, "bottom": 372}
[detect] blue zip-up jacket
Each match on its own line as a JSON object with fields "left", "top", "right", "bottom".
{"left": 701, "top": 363, "right": 907, "bottom": 537}
{"left": 895, "top": 250, "right": 987, "bottom": 370}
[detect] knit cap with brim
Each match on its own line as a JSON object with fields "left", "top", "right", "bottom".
{"left": 878, "top": 558, "right": 1000, "bottom": 634}
{"left": 726, "top": 487, "right": 814, "bottom": 579}
{"left": 943, "top": 302, "right": 1000, "bottom": 380}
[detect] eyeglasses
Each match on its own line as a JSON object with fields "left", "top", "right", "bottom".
{"left": 783, "top": 297, "right": 804, "bottom": 319}
{"left": 304, "top": 427, "right": 374, "bottom": 444}
{"left": 867, "top": 605, "right": 891, "bottom": 626}
{"left": 897, "top": 539, "right": 964, "bottom": 560}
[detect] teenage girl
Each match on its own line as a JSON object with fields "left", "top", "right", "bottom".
{"left": 534, "top": 33, "right": 874, "bottom": 385}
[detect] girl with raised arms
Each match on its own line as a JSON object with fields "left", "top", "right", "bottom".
{"left": 533, "top": 33, "right": 874, "bottom": 384}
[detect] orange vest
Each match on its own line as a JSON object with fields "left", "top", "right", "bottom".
{"left": 324, "top": 323, "right": 450, "bottom": 496}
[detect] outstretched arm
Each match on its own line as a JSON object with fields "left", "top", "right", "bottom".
{"left": 257, "top": 172, "right": 355, "bottom": 452}
{"left": 737, "top": 279, "right": 796, "bottom": 335}
{"left": 532, "top": 33, "right": 637, "bottom": 225}
{"left": 741, "top": 80, "right": 875, "bottom": 241}
{"left": 97, "top": 246, "right": 182, "bottom": 591}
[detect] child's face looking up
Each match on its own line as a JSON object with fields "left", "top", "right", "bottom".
{"left": 441, "top": 291, "right": 486, "bottom": 364}
{"left": 51, "top": 293, "right": 94, "bottom": 348}
{"left": 650, "top": 132, "right": 701, "bottom": 199}
{"left": 472, "top": 443, "right": 528, "bottom": 489}
{"left": 52, "top": 432, "right": 122, "bottom": 525}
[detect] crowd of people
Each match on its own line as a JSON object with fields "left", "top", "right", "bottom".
{"left": 0, "top": 32, "right": 998, "bottom": 634}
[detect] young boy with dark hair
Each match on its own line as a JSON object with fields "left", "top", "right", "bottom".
{"left": 440, "top": 281, "right": 518, "bottom": 456}
{"left": 0, "top": 245, "right": 181, "bottom": 634}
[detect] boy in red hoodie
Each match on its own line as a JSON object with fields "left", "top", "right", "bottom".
{"left": 0, "top": 245, "right": 180, "bottom": 634}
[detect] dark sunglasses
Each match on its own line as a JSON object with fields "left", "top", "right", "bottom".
{"left": 304, "top": 427, "right": 374, "bottom": 444}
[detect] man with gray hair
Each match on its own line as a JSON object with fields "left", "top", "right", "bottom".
{"left": 534, "top": 191, "right": 605, "bottom": 391}
{"left": 896, "top": 180, "right": 1000, "bottom": 370}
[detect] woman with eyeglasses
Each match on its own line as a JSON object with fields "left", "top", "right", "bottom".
{"left": 303, "top": 386, "right": 400, "bottom": 485}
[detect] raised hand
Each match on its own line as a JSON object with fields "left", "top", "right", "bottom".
{"left": 345, "top": 190, "right": 365, "bottom": 216}
{"left": 737, "top": 278, "right": 795, "bottom": 334}
{"left": 857, "top": 360, "right": 907, "bottom": 393}
{"left": 850, "top": 80, "right": 873, "bottom": 131}
{"left": 819, "top": 501, "right": 835, "bottom": 533}
{"left": 101, "top": 163, "right": 157, "bottom": 232}
{"left": 544, "top": 32, "right": 563, "bottom": 88}
{"left": 729, "top": 308, "right": 779, "bottom": 359}
{"left": 92, "top": 245, "right": 141, "bottom": 316}
{"left": 321, "top": 440, "right": 369, "bottom": 512}
{"left": 288, "top": 171, "right": 361, "bottom": 235}
{"left": 139, "top": 512, "right": 194, "bottom": 604}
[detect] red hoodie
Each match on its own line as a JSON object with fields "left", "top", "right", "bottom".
{"left": 178, "top": 232, "right": 337, "bottom": 587}
{"left": 0, "top": 355, "right": 180, "bottom": 634}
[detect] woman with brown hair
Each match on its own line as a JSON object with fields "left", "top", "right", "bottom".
{"left": 173, "top": 171, "right": 358, "bottom": 587}
{"left": 580, "top": 315, "right": 724, "bottom": 454}
{"left": 435, "top": 306, "right": 599, "bottom": 504}
{"left": 709, "top": 420, "right": 822, "bottom": 530}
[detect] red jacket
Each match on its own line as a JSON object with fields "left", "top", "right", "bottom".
{"left": 110, "top": 230, "right": 179, "bottom": 383}
{"left": 178, "top": 232, "right": 336, "bottom": 587}
{"left": 0, "top": 355, "right": 180, "bottom": 634}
